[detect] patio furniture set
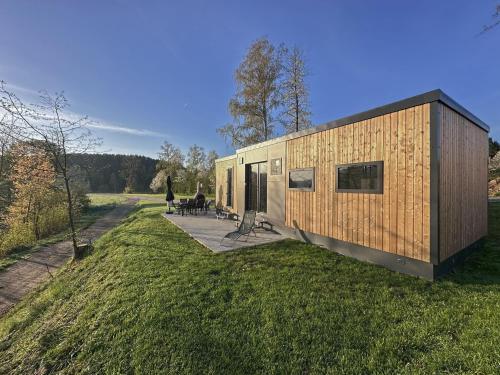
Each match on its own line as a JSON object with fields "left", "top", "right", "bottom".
{"left": 174, "top": 198, "right": 212, "bottom": 216}
{"left": 169, "top": 194, "right": 276, "bottom": 245}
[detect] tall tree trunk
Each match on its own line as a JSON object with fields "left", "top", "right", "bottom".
{"left": 25, "top": 194, "right": 32, "bottom": 223}
{"left": 263, "top": 105, "right": 268, "bottom": 140}
{"left": 295, "top": 92, "right": 299, "bottom": 132}
{"left": 33, "top": 205, "right": 40, "bottom": 240}
{"left": 0, "top": 144, "right": 5, "bottom": 179}
{"left": 63, "top": 174, "right": 78, "bottom": 254}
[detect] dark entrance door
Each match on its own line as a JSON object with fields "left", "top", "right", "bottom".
{"left": 245, "top": 162, "right": 267, "bottom": 213}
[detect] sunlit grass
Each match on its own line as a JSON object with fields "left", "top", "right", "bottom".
{"left": 0, "top": 202, "right": 498, "bottom": 374}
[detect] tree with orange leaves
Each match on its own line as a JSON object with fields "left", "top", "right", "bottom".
{"left": 7, "top": 142, "right": 56, "bottom": 240}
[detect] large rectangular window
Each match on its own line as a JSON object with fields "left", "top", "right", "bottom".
{"left": 226, "top": 168, "right": 233, "bottom": 207}
{"left": 288, "top": 168, "right": 314, "bottom": 191}
{"left": 336, "top": 161, "right": 383, "bottom": 194}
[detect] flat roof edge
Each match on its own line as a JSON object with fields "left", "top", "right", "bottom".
{"left": 437, "top": 91, "right": 490, "bottom": 132}
{"left": 224, "top": 89, "right": 489, "bottom": 155}
{"left": 215, "top": 154, "right": 237, "bottom": 163}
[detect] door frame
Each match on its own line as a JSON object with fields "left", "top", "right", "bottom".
{"left": 245, "top": 161, "right": 267, "bottom": 213}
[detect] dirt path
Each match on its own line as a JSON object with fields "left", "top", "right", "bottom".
{"left": 0, "top": 199, "right": 138, "bottom": 316}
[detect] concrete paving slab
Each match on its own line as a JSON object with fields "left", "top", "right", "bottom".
{"left": 162, "top": 211, "right": 285, "bottom": 252}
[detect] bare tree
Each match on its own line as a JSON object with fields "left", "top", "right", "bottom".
{"left": 0, "top": 81, "right": 99, "bottom": 258}
{"left": 157, "top": 141, "right": 184, "bottom": 176}
{"left": 281, "top": 46, "right": 312, "bottom": 133}
{"left": 151, "top": 141, "right": 185, "bottom": 193}
{"left": 0, "top": 116, "right": 15, "bottom": 218}
{"left": 479, "top": 4, "right": 500, "bottom": 34}
{"left": 218, "top": 38, "right": 284, "bottom": 148}
{"left": 186, "top": 144, "right": 206, "bottom": 193}
{"left": 203, "top": 150, "right": 219, "bottom": 194}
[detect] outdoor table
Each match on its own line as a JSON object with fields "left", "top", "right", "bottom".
{"left": 176, "top": 202, "right": 190, "bottom": 216}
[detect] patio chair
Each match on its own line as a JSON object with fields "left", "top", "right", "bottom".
{"left": 174, "top": 198, "right": 188, "bottom": 215}
{"left": 220, "top": 210, "right": 257, "bottom": 244}
{"left": 194, "top": 197, "right": 205, "bottom": 215}
{"left": 215, "top": 204, "right": 229, "bottom": 220}
{"left": 176, "top": 199, "right": 194, "bottom": 216}
{"left": 186, "top": 199, "right": 196, "bottom": 215}
{"left": 204, "top": 199, "right": 212, "bottom": 214}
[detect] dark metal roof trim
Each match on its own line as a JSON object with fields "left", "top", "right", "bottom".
{"left": 437, "top": 91, "right": 489, "bottom": 132}
{"left": 216, "top": 89, "right": 490, "bottom": 159}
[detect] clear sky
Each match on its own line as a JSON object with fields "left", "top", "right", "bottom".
{"left": 2, "top": 1, "right": 499, "bottom": 158}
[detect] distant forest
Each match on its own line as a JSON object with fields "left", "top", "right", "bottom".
{"left": 68, "top": 154, "right": 157, "bottom": 193}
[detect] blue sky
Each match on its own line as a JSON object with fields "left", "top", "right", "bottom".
{"left": 2, "top": 1, "right": 499, "bottom": 158}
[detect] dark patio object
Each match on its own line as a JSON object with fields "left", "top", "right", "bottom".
{"left": 174, "top": 199, "right": 192, "bottom": 216}
{"left": 165, "top": 175, "right": 175, "bottom": 214}
{"left": 215, "top": 205, "right": 239, "bottom": 221}
{"left": 204, "top": 199, "right": 212, "bottom": 214}
{"left": 215, "top": 205, "right": 229, "bottom": 220}
{"left": 194, "top": 196, "right": 205, "bottom": 215}
{"left": 220, "top": 210, "right": 256, "bottom": 244}
{"left": 182, "top": 199, "right": 195, "bottom": 216}
{"left": 256, "top": 220, "right": 274, "bottom": 231}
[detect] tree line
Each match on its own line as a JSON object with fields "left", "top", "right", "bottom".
{"left": 150, "top": 141, "right": 218, "bottom": 196}
{"left": 67, "top": 143, "right": 219, "bottom": 197}
{"left": 218, "top": 37, "right": 312, "bottom": 149}
{"left": 67, "top": 153, "right": 157, "bottom": 193}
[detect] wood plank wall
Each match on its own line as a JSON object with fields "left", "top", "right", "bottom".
{"left": 286, "top": 104, "right": 431, "bottom": 262}
{"left": 439, "top": 104, "right": 488, "bottom": 260}
{"left": 215, "top": 158, "right": 237, "bottom": 212}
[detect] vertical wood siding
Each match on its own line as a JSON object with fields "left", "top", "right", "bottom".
{"left": 439, "top": 104, "right": 488, "bottom": 260}
{"left": 215, "top": 158, "right": 237, "bottom": 212}
{"left": 285, "top": 104, "right": 431, "bottom": 262}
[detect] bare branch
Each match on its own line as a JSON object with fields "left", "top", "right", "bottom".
{"left": 0, "top": 80, "right": 100, "bottom": 257}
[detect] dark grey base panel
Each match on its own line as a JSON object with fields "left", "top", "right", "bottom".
{"left": 434, "top": 238, "right": 485, "bottom": 278}
{"left": 276, "top": 225, "right": 484, "bottom": 281}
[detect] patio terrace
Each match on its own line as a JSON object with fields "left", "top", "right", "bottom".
{"left": 162, "top": 211, "right": 285, "bottom": 252}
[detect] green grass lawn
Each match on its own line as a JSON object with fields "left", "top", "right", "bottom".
{"left": 88, "top": 193, "right": 129, "bottom": 206}
{"left": 123, "top": 192, "right": 216, "bottom": 200}
{"left": 0, "top": 202, "right": 498, "bottom": 374}
{"left": 89, "top": 192, "right": 216, "bottom": 203}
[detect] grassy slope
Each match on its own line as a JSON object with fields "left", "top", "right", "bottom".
{"left": 0, "top": 197, "right": 120, "bottom": 271}
{"left": 0, "top": 203, "right": 498, "bottom": 374}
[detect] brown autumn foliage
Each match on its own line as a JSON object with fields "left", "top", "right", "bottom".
{"left": 0, "top": 143, "right": 69, "bottom": 254}
{"left": 7, "top": 143, "right": 56, "bottom": 239}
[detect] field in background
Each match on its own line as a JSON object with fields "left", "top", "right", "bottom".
{"left": 88, "top": 194, "right": 129, "bottom": 206}
{"left": 89, "top": 193, "right": 216, "bottom": 203}
{"left": 0, "top": 201, "right": 498, "bottom": 373}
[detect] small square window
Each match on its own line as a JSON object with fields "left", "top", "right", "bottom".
{"left": 288, "top": 168, "right": 314, "bottom": 191}
{"left": 270, "top": 158, "right": 282, "bottom": 175}
{"left": 336, "top": 161, "right": 383, "bottom": 194}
